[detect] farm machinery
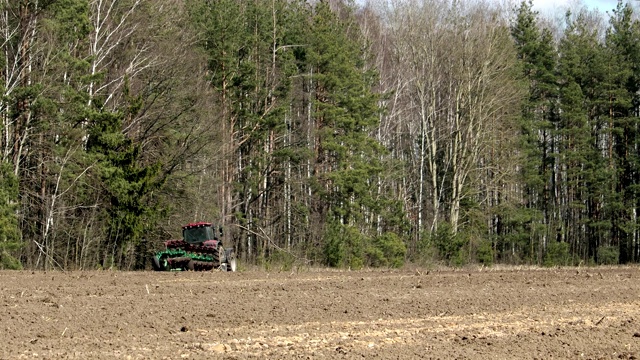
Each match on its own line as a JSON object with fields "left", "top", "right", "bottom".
{"left": 151, "top": 222, "right": 237, "bottom": 271}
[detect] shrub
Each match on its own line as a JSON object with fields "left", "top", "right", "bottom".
{"left": 543, "top": 241, "right": 570, "bottom": 267}
{"left": 0, "top": 251, "right": 22, "bottom": 270}
{"left": 475, "top": 239, "right": 494, "bottom": 266}
{"left": 432, "top": 223, "right": 467, "bottom": 265}
{"left": 262, "top": 248, "right": 296, "bottom": 271}
{"left": 366, "top": 232, "right": 406, "bottom": 268}
{"left": 596, "top": 246, "right": 619, "bottom": 265}
{"left": 323, "top": 221, "right": 365, "bottom": 269}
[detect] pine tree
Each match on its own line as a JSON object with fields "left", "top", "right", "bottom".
{"left": 191, "top": 0, "right": 311, "bottom": 262}
{"left": 0, "top": 162, "right": 21, "bottom": 269}
{"left": 305, "top": 1, "right": 404, "bottom": 268}
{"left": 556, "top": 10, "right": 610, "bottom": 263}
{"left": 86, "top": 93, "right": 161, "bottom": 268}
{"left": 605, "top": 1, "right": 640, "bottom": 263}
{"left": 510, "top": 0, "right": 559, "bottom": 263}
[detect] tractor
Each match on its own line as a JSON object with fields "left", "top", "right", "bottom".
{"left": 151, "top": 222, "right": 237, "bottom": 271}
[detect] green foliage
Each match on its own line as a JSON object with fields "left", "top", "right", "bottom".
{"left": 556, "top": 8, "right": 623, "bottom": 263}
{"left": 186, "top": 0, "right": 411, "bottom": 268}
{"left": 596, "top": 246, "right": 619, "bottom": 265}
{"left": 415, "top": 230, "right": 437, "bottom": 265}
{"left": 11, "top": 0, "right": 640, "bottom": 270}
{"left": 86, "top": 106, "right": 161, "bottom": 259}
{"left": 366, "top": 232, "right": 407, "bottom": 268}
{"left": 45, "top": 0, "right": 91, "bottom": 43}
{"left": 428, "top": 222, "right": 467, "bottom": 266}
{"left": 0, "top": 162, "right": 22, "bottom": 269}
{"left": 261, "top": 248, "right": 296, "bottom": 272}
{"left": 307, "top": 1, "right": 387, "bottom": 227}
{"left": 475, "top": 239, "right": 494, "bottom": 266}
{"left": 605, "top": 1, "right": 640, "bottom": 263}
{"left": 0, "top": 251, "right": 23, "bottom": 270}
{"left": 323, "top": 221, "right": 365, "bottom": 269}
{"left": 543, "top": 242, "right": 571, "bottom": 267}
{"left": 0, "top": 163, "right": 19, "bottom": 243}
{"left": 323, "top": 215, "right": 407, "bottom": 269}
{"left": 493, "top": 206, "right": 541, "bottom": 264}
{"left": 510, "top": 1, "right": 558, "bottom": 265}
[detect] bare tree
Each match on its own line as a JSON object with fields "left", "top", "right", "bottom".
{"left": 383, "top": 0, "right": 523, "bottom": 239}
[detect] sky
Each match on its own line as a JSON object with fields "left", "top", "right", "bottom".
{"left": 532, "top": 0, "right": 625, "bottom": 13}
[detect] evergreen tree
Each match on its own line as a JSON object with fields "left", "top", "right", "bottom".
{"left": 556, "top": 10, "right": 610, "bottom": 262}
{"left": 510, "top": 0, "right": 559, "bottom": 263}
{"left": 86, "top": 94, "right": 161, "bottom": 268}
{"left": 0, "top": 162, "right": 21, "bottom": 269}
{"left": 191, "top": 0, "right": 308, "bottom": 262}
{"left": 3, "top": 0, "right": 95, "bottom": 269}
{"left": 305, "top": 1, "right": 404, "bottom": 268}
{"left": 605, "top": 1, "right": 640, "bottom": 263}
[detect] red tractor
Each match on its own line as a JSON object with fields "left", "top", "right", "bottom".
{"left": 152, "top": 222, "right": 237, "bottom": 271}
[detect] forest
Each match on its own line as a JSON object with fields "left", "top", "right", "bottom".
{"left": 1, "top": 0, "right": 639, "bottom": 270}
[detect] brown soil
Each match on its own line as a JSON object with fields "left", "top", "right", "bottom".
{"left": 1, "top": 266, "right": 640, "bottom": 359}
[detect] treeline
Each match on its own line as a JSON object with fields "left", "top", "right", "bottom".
{"left": 1, "top": 0, "right": 639, "bottom": 270}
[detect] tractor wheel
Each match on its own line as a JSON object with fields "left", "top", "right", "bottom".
{"left": 225, "top": 249, "right": 237, "bottom": 272}
{"left": 187, "top": 259, "right": 195, "bottom": 271}
{"left": 152, "top": 254, "right": 169, "bottom": 271}
{"left": 212, "top": 245, "right": 226, "bottom": 267}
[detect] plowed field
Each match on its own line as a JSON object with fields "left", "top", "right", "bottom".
{"left": 2, "top": 266, "right": 640, "bottom": 359}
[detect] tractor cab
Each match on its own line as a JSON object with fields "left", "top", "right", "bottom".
{"left": 182, "top": 222, "right": 223, "bottom": 246}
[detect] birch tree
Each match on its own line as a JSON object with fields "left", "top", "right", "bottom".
{"left": 389, "top": 0, "right": 449, "bottom": 237}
